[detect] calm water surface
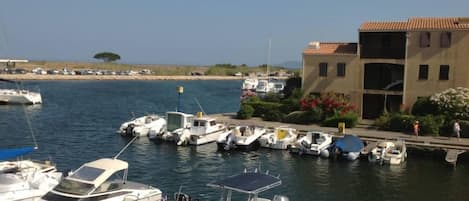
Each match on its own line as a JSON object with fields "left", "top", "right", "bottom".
{"left": 0, "top": 80, "right": 468, "bottom": 201}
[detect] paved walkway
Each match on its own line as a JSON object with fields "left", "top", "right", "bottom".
{"left": 211, "top": 113, "right": 469, "bottom": 151}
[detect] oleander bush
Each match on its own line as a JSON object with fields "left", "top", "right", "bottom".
{"left": 430, "top": 87, "right": 469, "bottom": 120}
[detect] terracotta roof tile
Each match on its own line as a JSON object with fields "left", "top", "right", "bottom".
{"left": 359, "top": 21, "right": 407, "bottom": 32}
{"left": 359, "top": 17, "right": 469, "bottom": 32}
{"left": 303, "top": 42, "right": 357, "bottom": 55}
{"left": 407, "top": 17, "right": 469, "bottom": 30}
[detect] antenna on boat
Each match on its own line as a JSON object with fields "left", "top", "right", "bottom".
{"left": 194, "top": 98, "right": 207, "bottom": 115}
{"left": 113, "top": 136, "right": 138, "bottom": 159}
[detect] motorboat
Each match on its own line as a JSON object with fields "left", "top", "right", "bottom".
{"left": 40, "top": 158, "right": 162, "bottom": 201}
{"left": 255, "top": 79, "right": 285, "bottom": 94}
{"left": 149, "top": 111, "right": 194, "bottom": 142}
{"left": 290, "top": 131, "right": 333, "bottom": 157}
{"left": 255, "top": 79, "right": 272, "bottom": 93}
{"left": 258, "top": 126, "right": 298, "bottom": 150}
{"left": 216, "top": 125, "right": 267, "bottom": 151}
{"left": 369, "top": 140, "right": 407, "bottom": 165}
{"left": 175, "top": 169, "right": 289, "bottom": 201}
{"left": 118, "top": 114, "right": 166, "bottom": 137}
{"left": 330, "top": 135, "right": 364, "bottom": 160}
{"left": 0, "top": 89, "right": 42, "bottom": 105}
{"left": 177, "top": 114, "right": 228, "bottom": 146}
{"left": 0, "top": 78, "right": 42, "bottom": 105}
{"left": 0, "top": 147, "right": 62, "bottom": 201}
{"left": 242, "top": 78, "right": 258, "bottom": 91}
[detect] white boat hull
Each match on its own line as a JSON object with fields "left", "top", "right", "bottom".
{"left": 190, "top": 129, "right": 228, "bottom": 145}
{"left": 0, "top": 160, "right": 62, "bottom": 201}
{"left": 0, "top": 90, "right": 42, "bottom": 105}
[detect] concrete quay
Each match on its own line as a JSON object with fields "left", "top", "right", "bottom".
{"left": 211, "top": 113, "right": 469, "bottom": 165}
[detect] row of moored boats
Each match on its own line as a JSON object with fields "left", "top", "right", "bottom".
{"left": 117, "top": 111, "right": 408, "bottom": 165}
{"left": 1, "top": 146, "right": 289, "bottom": 201}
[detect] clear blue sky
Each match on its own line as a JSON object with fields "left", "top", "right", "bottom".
{"left": 0, "top": 0, "right": 468, "bottom": 66}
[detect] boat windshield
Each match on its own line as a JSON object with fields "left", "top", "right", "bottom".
{"left": 52, "top": 166, "right": 104, "bottom": 195}
{"left": 53, "top": 178, "right": 95, "bottom": 195}
{"left": 167, "top": 113, "right": 183, "bottom": 132}
{"left": 69, "top": 166, "right": 105, "bottom": 181}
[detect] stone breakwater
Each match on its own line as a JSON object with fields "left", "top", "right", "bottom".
{"left": 0, "top": 74, "right": 244, "bottom": 80}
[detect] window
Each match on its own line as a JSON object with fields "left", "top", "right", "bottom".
{"left": 418, "top": 65, "right": 429, "bottom": 80}
{"left": 319, "top": 63, "right": 328, "bottom": 77}
{"left": 420, "top": 32, "right": 431, "bottom": 48}
{"left": 439, "top": 65, "right": 449, "bottom": 80}
{"left": 440, "top": 32, "right": 451, "bottom": 48}
{"left": 337, "top": 63, "right": 346, "bottom": 77}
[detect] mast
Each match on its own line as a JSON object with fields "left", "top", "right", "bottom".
{"left": 267, "top": 39, "right": 271, "bottom": 79}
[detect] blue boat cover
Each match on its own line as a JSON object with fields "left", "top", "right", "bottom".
{"left": 0, "top": 147, "right": 35, "bottom": 161}
{"left": 207, "top": 172, "right": 281, "bottom": 194}
{"left": 334, "top": 135, "right": 364, "bottom": 152}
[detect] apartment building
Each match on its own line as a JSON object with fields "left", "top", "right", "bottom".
{"left": 302, "top": 17, "right": 469, "bottom": 119}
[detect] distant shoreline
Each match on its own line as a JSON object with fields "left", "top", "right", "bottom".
{"left": 0, "top": 74, "right": 246, "bottom": 81}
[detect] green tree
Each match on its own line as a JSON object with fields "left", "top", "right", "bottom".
{"left": 93, "top": 52, "right": 121, "bottom": 62}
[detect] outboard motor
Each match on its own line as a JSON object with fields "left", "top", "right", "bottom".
{"left": 177, "top": 128, "right": 191, "bottom": 146}
{"left": 273, "top": 195, "right": 290, "bottom": 201}
{"left": 125, "top": 124, "right": 135, "bottom": 136}
{"left": 224, "top": 133, "right": 236, "bottom": 151}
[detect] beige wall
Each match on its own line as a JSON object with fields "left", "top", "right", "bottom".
{"left": 404, "top": 30, "right": 469, "bottom": 107}
{"left": 302, "top": 54, "right": 362, "bottom": 114}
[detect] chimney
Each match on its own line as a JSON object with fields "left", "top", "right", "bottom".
{"left": 308, "top": 41, "right": 320, "bottom": 49}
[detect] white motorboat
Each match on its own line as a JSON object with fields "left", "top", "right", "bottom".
{"left": 255, "top": 79, "right": 272, "bottom": 93}
{"left": 369, "top": 140, "right": 407, "bottom": 165}
{"left": 40, "top": 158, "right": 162, "bottom": 201}
{"left": 290, "top": 131, "right": 333, "bottom": 157}
{"left": 255, "top": 79, "right": 285, "bottom": 94}
{"left": 118, "top": 114, "right": 166, "bottom": 137}
{"left": 176, "top": 169, "right": 289, "bottom": 201}
{"left": 216, "top": 125, "right": 267, "bottom": 151}
{"left": 0, "top": 78, "right": 42, "bottom": 105}
{"left": 0, "top": 89, "right": 42, "bottom": 105}
{"left": 149, "top": 111, "right": 194, "bottom": 142}
{"left": 242, "top": 78, "right": 258, "bottom": 91}
{"left": 259, "top": 126, "right": 298, "bottom": 150}
{"left": 0, "top": 147, "right": 62, "bottom": 201}
{"left": 177, "top": 114, "right": 228, "bottom": 146}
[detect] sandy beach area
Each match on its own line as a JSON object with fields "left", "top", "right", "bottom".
{"left": 0, "top": 74, "right": 244, "bottom": 81}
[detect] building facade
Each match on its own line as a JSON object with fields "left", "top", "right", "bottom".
{"left": 302, "top": 17, "right": 469, "bottom": 119}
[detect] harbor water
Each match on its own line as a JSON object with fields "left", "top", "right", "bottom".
{"left": 1, "top": 80, "right": 469, "bottom": 201}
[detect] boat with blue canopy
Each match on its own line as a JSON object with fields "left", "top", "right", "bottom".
{"left": 0, "top": 146, "right": 35, "bottom": 161}
{"left": 0, "top": 147, "right": 62, "bottom": 201}
{"left": 330, "top": 134, "right": 364, "bottom": 160}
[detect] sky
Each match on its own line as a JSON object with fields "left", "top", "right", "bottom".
{"left": 0, "top": 0, "right": 468, "bottom": 66}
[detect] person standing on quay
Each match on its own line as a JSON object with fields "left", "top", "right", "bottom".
{"left": 453, "top": 119, "right": 461, "bottom": 141}
{"left": 413, "top": 120, "right": 419, "bottom": 137}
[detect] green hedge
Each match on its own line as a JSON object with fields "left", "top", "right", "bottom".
{"left": 247, "top": 101, "right": 283, "bottom": 118}
{"left": 283, "top": 110, "right": 323, "bottom": 124}
{"left": 237, "top": 104, "right": 254, "bottom": 119}
{"left": 411, "top": 97, "right": 439, "bottom": 116}
{"left": 321, "top": 112, "right": 359, "bottom": 128}
{"left": 375, "top": 113, "right": 445, "bottom": 136}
